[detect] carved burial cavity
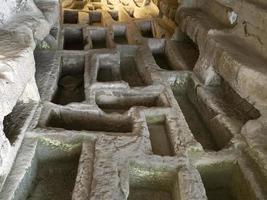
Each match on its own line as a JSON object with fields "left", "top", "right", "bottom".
{"left": 174, "top": 36, "right": 199, "bottom": 70}
{"left": 138, "top": 20, "right": 154, "bottom": 38}
{"left": 89, "top": 11, "right": 102, "bottom": 25}
{"left": 15, "top": 142, "right": 81, "bottom": 200}
{"left": 149, "top": 37, "right": 199, "bottom": 70}
{"left": 151, "top": 40, "right": 173, "bottom": 70}
{"left": 113, "top": 24, "right": 128, "bottom": 44}
{"left": 198, "top": 160, "right": 266, "bottom": 200}
{"left": 128, "top": 163, "right": 177, "bottom": 200}
{"left": 146, "top": 115, "right": 174, "bottom": 156}
{"left": 45, "top": 108, "right": 133, "bottom": 133}
{"left": 63, "top": 27, "right": 84, "bottom": 50}
{"left": 96, "top": 52, "right": 145, "bottom": 86}
{"left": 89, "top": 28, "right": 107, "bottom": 49}
{"left": 171, "top": 74, "right": 260, "bottom": 151}
{"left": 153, "top": 51, "right": 172, "bottom": 70}
{"left": 120, "top": 56, "right": 145, "bottom": 87}
{"left": 96, "top": 54, "right": 121, "bottom": 82}
{"left": 119, "top": 47, "right": 146, "bottom": 87}
{"left": 52, "top": 55, "right": 85, "bottom": 105}
{"left": 96, "top": 91, "right": 168, "bottom": 114}
{"left": 64, "top": 10, "right": 78, "bottom": 24}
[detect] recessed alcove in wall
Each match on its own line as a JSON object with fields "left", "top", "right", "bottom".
{"left": 7, "top": 141, "right": 81, "bottom": 200}
{"left": 96, "top": 91, "right": 168, "bottom": 114}
{"left": 89, "top": 11, "right": 102, "bottom": 25}
{"left": 113, "top": 25, "right": 128, "bottom": 44}
{"left": 52, "top": 55, "right": 85, "bottom": 105}
{"left": 149, "top": 39, "right": 174, "bottom": 70}
{"left": 153, "top": 51, "right": 172, "bottom": 70}
{"left": 96, "top": 52, "right": 145, "bottom": 86}
{"left": 26, "top": 147, "right": 80, "bottom": 200}
{"left": 63, "top": 27, "right": 84, "bottom": 50}
{"left": 128, "top": 163, "right": 177, "bottom": 200}
{"left": 89, "top": 28, "right": 107, "bottom": 49}
{"left": 171, "top": 74, "right": 260, "bottom": 151}
{"left": 138, "top": 21, "right": 154, "bottom": 38}
{"left": 120, "top": 55, "right": 146, "bottom": 87}
{"left": 146, "top": 115, "right": 174, "bottom": 156}
{"left": 96, "top": 55, "right": 120, "bottom": 82}
{"left": 174, "top": 35, "right": 199, "bottom": 70}
{"left": 150, "top": 36, "right": 199, "bottom": 71}
{"left": 45, "top": 108, "right": 133, "bottom": 133}
{"left": 64, "top": 10, "right": 78, "bottom": 24}
{"left": 197, "top": 159, "right": 267, "bottom": 200}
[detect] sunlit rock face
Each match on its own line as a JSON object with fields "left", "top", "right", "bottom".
{"left": 0, "top": 0, "right": 267, "bottom": 199}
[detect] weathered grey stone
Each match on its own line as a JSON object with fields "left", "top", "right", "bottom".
{"left": 0, "top": 0, "right": 267, "bottom": 199}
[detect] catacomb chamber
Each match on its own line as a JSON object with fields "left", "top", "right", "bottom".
{"left": 0, "top": 0, "right": 267, "bottom": 199}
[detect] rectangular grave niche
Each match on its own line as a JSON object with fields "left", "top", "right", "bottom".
{"left": 13, "top": 141, "right": 82, "bottom": 200}
{"left": 63, "top": 27, "right": 84, "bottom": 50}
{"left": 198, "top": 161, "right": 263, "bottom": 200}
{"left": 146, "top": 115, "right": 174, "bottom": 156}
{"left": 96, "top": 92, "right": 167, "bottom": 114}
{"left": 128, "top": 163, "right": 178, "bottom": 200}
{"left": 45, "top": 108, "right": 133, "bottom": 133}
{"left": 52, "top": 55, "right": 85, "bottom": 105}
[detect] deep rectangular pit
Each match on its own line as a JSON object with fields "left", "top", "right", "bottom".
{"left": 64, "top": 10, "right": 78, "bottom": 24}
{"left": 173, "top": 89, "right": 217, "bottom": 151}
{"left": 63, "top": 28, "right": 84, "bottom": 50}
{"left": 174, "top": 38, "right": 199, "bottom": 70}
{"left": 96, "top": 52, "right": 145, "bottom": 86}
{"left": 97, "top": 67, "right": 117, "bottom": 82}
{"left": 153, "top": 52, "right": 172, "bottom": 70}
{"left": 27, "top": 157, "right": 79, "bottom": 200}
{"left": 96, "top": 92, "right": 167, "bottom": 114}
{"left": 52, "top": 55, "right": 85, "bottom": 105}
{"left": 138, "top": 21, "right": 154, "bottom": 38}
{"left": 96, "top": 54, "right": 121, "bottom": 82}
{"left": 45, "top": 109, "right": 132, "bottom": 133}
{"left": 24, "top": 143, "right": 80, "bottom": 200}
{"left": 120, "top": 56, "right": 145, "bottom": 87}
{"left": 146, "top": 115, "right": 174, "bottom": 156}
{"left": 90, "top": 29, "right": 107, "bottom": 49}
{"left": 171, "top": 76, "right": 260, "bottom": 151}
{"left": 198, "top": 161, "right": 263, "bottom": 200}
{"left": 89, "top": 11, "right": 102, "bottom": 25}
{"left": 153, "top": 52, "right": 171, "bottom": 70}
{"left": 113, "top": 25, "right": 128, "bottom": 44}
{"left": 128, "top": 163, "right": 177, "bottom": 200}
{"left": 114, "top": 33, "right": 128, "bottom": 44}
